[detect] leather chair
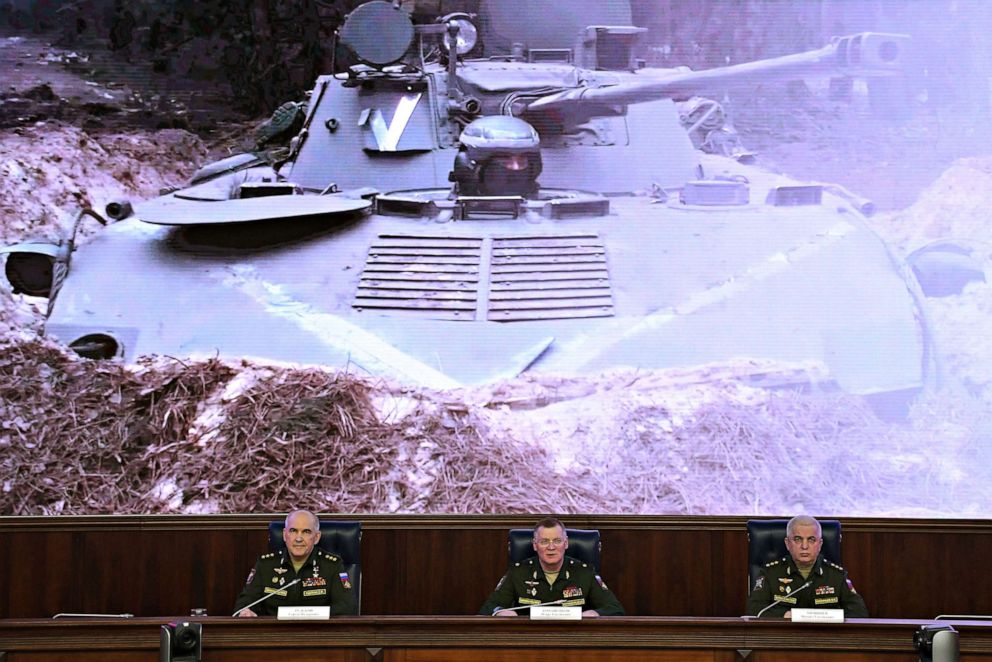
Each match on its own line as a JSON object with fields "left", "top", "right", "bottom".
{"left": 746, "top": 519, "right": 842, "bottom": 593}
{"left": 268, "top": 519, "right": 362, "bottom": 612}
{"left": 508, "top": 528, "right": 601, "bottom": 573}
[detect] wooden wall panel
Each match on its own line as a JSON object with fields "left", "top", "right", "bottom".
{"left": 0, "top": 516, "right": 990, "bottom": 620}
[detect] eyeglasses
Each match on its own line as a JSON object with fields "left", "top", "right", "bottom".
{"left": 536, "top": 538, "right": 564, "bottom": 548}
{"left": 789, "top": 536, "right": 820, "bottom": 546}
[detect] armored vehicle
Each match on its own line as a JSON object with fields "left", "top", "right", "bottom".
{"left": 1, "top": 1, "right": 951, "bottom": 403}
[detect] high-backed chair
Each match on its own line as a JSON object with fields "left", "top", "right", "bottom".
{"left": 508, "top": 528, "right": 601, "bottom": 573}
{"left": 746, "top": 519, "right": 842, "bottom": 593}
{"left": 268, "top": 519, "right": 362, "bottom": 612}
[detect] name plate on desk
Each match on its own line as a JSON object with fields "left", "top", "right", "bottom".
{"left": 791, "top": 608, "right": 844, "bottom": 623}
{"left": 277, "top": 606, "right": 331, "bottom": 620}
{"left": 530, "top": 606, "right": 581, "bottom": 620}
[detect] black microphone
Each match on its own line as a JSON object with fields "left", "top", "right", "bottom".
{"left": 232, "top": 578, "right": 301, "bottom": 616}
{"left": 752, "top": 580, "right": 812, "bottom": 618}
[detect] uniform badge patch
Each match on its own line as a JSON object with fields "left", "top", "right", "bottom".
{"left": 245, "top": 568, "right": 255, "bottom": 585}
{"left": 338, "top": 572, "right": 352, "bottom": 590}
{"left": 595, "top": 575, "right": 608, "bottom": 590}
{"left": 303, "top": 589, "right": 327, "bottom": 597}
{"left": 753, "top": 576, "right": 764, "bottom": 590}
{"left": 846, "top": 579, "right": 858, "bottom": 594}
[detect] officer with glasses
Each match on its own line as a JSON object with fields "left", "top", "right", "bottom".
{"left": 479, "top": 517, "right": 625, "bottom": 617}
{"left": 745, "top": 515, "right": 868, "bottom": 618}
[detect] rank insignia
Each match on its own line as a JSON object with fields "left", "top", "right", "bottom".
{"left": 338, "top": 572, "right": 352, "bottom": 590}
{"left": 562, "top": 586, "right": 583, "bottom": 599}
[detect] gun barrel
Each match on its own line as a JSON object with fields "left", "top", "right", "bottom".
{"left": 526, "top": 32, "right": 910, "bottom": 113}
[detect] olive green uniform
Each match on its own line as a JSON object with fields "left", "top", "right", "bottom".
{"left": 233, "top": 548, "right": 357, "bottom": 616}
{"left": 479, "top": 556, "right": 625, "bottom": 616}
{"left": 745, "top": 554, "right": 868, "bottom": 618}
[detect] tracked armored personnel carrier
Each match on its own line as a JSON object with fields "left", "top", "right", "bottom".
{"left": 2, "top": 0, "right": 946, "bottom": 402}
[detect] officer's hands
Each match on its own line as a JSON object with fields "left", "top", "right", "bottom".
{"left": 582, "top": 610, "right": 600, "bottom": 618}
{"left": 235, "top": 608, "right": 258, "bottom": 618}
{"left": 494, "top": 609, "right": 518, "bottom": 617}
{"left": 783, "top": 610, "right": 792, "bottom": 619}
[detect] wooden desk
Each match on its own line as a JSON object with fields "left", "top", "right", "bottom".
{"left": 3, "top": 617, "right": 992, "bottom": 661}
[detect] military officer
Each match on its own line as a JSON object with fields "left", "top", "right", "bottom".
{"left": 480, "top": 517, "right": 625, "bottom": 617}
{"left": 745, "top": 515, "right": 868, "bottom": 618}
{"left": 234, "top": 510, "right": 356, "bottom": 617}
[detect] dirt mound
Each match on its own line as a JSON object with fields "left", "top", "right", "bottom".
{"left": 0, "top": 122, "right": 205, "bottom": 242}
{"left": 3, "top": 338, "right": 988, "bottom": 517}
{"left": 0, "top": 121, "right": 207, "bottom": 336}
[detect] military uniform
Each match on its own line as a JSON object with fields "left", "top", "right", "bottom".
{"left": 745, "top": 554, "right": 868, "bottom": 618}
{"left": 233, "top": 548, "right": 357, "bottom": 616}
{"left": 479, "top": 555, "right": 625, "bottom": 616}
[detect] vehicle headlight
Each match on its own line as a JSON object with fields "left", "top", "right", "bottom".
{"left": 1, "top": 243, "right": 61, "bottom": 298}
{"left": 441, "top": 13, "right": 479, "bottom": 56}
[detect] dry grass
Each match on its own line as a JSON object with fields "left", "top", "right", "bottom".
{"left": 3, "top": 338, "right": 991, "bottom": 516}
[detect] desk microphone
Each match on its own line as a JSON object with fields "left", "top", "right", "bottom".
{"left": 752, "top": 581, "right": 812, "bottom": 619}
{"left": 232, "top": 578, "right": 301, "bottom": 617}
{"left": 492, "top": 599, "right": 566, "bottom": 616}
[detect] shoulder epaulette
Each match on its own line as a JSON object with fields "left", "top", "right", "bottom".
{"left": 764, "top": 558, "right": 782, "bottom": 568}
{"left": 320, "top": 550, "right": 340, "bottom": 562}
{"left": 826, "top": 560, "right": 845, "bottom": 571}
{"left": 262, "top": 552, "right": 276, "bottom": 559}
